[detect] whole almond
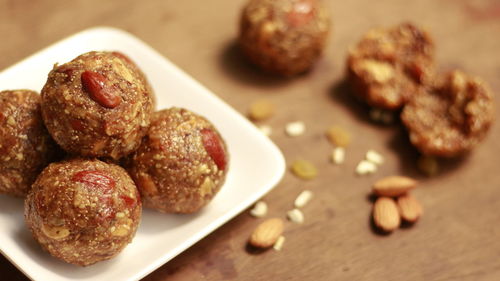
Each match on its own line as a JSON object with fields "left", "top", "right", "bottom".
{"left": 249, "top": 218, "right": 284, "bottom": 248}
{"left": 397, "top": 194, "right": 423, "bottom": 223}
{"left": 373, "top": 176, "right": 417, "bottom": 197}
{"left": 373, "top": 197, "right": 400, "bottom": 232}
{"left": 81, "top": 71, "right": 121, "bottom": 108}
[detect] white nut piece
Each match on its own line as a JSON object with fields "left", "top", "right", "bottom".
{"left": 294, "top": 190, "right": 313, "bottom": 208}
{"left": 287, "top": 208, "right": 305, "bottom": 224}
{"left": 359, "top": 59, "right": 395, "bottom": 83}
{"left": 258, "top": 125, "right": 272, "bottom": 137}
{"left": 285, "top": 121, "right": 305, "bottom": 137}
{"left": 331, "top": 147, "right": 345, "bottom": 164}
{"left": 366, "top": 149, "right": 384, "bottom": 165}
{"left": 250, "top": 201, "right": 268, "bottom": 218}
{"left": 273, "top": 235, "right": 286, "bottom": 251}
{"left": 41, "top": 224, "right": 70, "bottom": 240}
{"left": 356, "top": 160, "right": 377, "bottom": 175}
{"left": 112, "top": 224, "right": 131, "bottom": 237}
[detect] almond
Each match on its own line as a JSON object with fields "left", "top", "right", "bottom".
{"left": 81, "top": 71, "right": 121, "bottom": 108}
{"left": 249, "top": 218, "right": 284, "bottom": 248}
{"left": 397, "top": 194, "right": 423, "bottom": 223}
{"left": 373, "top": 197, "right": 400, "bottom": 232}
{"left": 373, "top": 175, "right": 417, "bottom": 197}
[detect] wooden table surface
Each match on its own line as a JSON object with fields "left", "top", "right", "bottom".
{"left": 1, "top": 0, "right": 500, "bottom": 280}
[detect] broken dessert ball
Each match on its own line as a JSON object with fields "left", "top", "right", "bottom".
{"left": 401, "top": 70, "right": 494, "bottom": 157}
{"left": 127, "top": 107, "right": 229, "bottom": 213}
{"left": 41, "top": 51, "right": 154, "bottom": 160}
{"left": 24, "top": 158, "right": 141, "bottom": 266}
{"left": 347, "top": 22, "right": 434, "bottom": 110}
{"left": 239, "top": 0, "right": 331, "bottom": 76}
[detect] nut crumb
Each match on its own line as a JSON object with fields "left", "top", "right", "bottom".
{"left": 326, "top": 126, "right": 351, "bottom": 147}
{"left": 294, "top": 190, "right": 313, "bottom": 208}
{"left": 248, "top": 99, "right": 275, "bottom": 121}
{"left": 291, "top": 160, "right": 318, "bottom": 180}
{"left": 273, "top": 235, "right": 286, "bottom": 251}
{"left": 331, "top": 147, "right": 345, "bottom": 164}
{"left": 258, "top": 124, "right": 272, "bottom": 136}
{"left": 285, "top": 121, "right": 306, "bottom": 137}
{"left": 369, "top": 108, "right": 394, "bottom": 124}
{"left": 287, "top": 208, "right": 304, "bottom": 224}
{"left": 250, "top": 201, "right": 268, "bottom": 218}
{"left": 356, "top": 160, "right": 377, "bottom": 175}
{"left": 7, "top": 116, "right": 15, "bottom": 126}
{"left": 366, "top": 150, "right": 384, "bottom": 165}
{"left": 417, "top": 155, "right": 439, "bottom": 176}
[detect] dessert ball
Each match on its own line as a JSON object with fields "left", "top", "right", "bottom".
{"left": 112, "top": 51, "right": 156, "bottom": 109}
{"left": 127, "top": 108, "right": 229, "bottom": 213}
{"left": 347, "top": 22, "right": 434, "bottom": 110}
{"left": 0, "top": 90, "right": 57, "bottom": 197}
{"left": 25, "top": 158, "right": 141, "bottom": 266}
{"left": 239, "top": 0, "right": 330, "bottom": 76}
{"left": 41, "top": 51, "right": 154, "bottom": 160}
{"left": 401, "top": 70, "right": 494, "bottom": 157}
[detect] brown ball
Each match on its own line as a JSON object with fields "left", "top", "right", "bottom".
{"left": 24, "top": 158, "right": 142, "bottom": 266}
{"left": 239, "top": 0, "right": 330, "bottom": 76}
{"left": 401, "top": 70, "right": 494, "bottom": 157}
{"left": 0, "top": 90, "right": 57, "bottom": 197}
{"left": 41, "top": 51, "right": 154, "bottom": 160}
{"left": 127, "top": 108, "right": 229, "bottom": 213}
{"left": 347, "top": 22, "right": 435, "bottom": 110}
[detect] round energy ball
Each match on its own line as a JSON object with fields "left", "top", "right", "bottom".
{"left": 127, "top": 107, "right": 229, "bottom": 213}
{"left": 239, "top": 0, "right": 331, "bottom": 76}
{"left": 41, "top": 51, "right": 154, "bottom": 160}
{"left": 0, "top": 90, "right": 57, "bottom": 197}
{"left": 24, "top": 158, "right": 142, "bottom": 266}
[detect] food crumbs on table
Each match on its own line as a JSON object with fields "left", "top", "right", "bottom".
{"left": 248, "top": 99, "right": 275, "bottom": 121}
{"left": 258, "top": 124, "right": 272, "bottom": 136}
{"left": 331, "top": 147, "right": 345, "bottom": 164}
{"left": 294, "top": 190, "right": 313, "bottom": 208}
{"left": 380, "top": 110, "right": 394, "bottom": 124}
{"left": 285, "top": 121, "right": 306, "bottom": 137}
{"left": 326, "top": 126, "right": 351, "bottom": 147}
{"left": 273, "top": 236, "right": 286, "bottom": 251}
{"left": 291, "top": 159, "right": 318, "bottom": 180}
{"left": 356, "top": 160, "right": 377, "bottom": 175}
{"left": 287, "top": 208, "right": 305, "bottom": 224}
{"left": 365, "top": 149, "right": 384, "bottom": 165}
{"left": 369, "top": 108, "right": 394, "bottom": 124}
{"left": 250, "top": 201, "right": 268, "bottom": 218}
{"left": 417, "top": 155, "right": 439, "bottom": 176}
{"left": 369, "top": 108, "right": 383, "bottom": 122}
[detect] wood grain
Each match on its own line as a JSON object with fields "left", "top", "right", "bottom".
{"left": 1, "top": 0, "right": 500, "bottom": 280}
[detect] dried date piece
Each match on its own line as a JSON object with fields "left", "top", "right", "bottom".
{"left": 347, "top": 22, "right": 434, "bottom": 110}
{"left": 401, "top": 70, "right": 494, "bottom": 157}
{"left": 24, "top": 158, "right": 141, "bottom": 266}
{"left": 239, "top": 0, "right": 331, "bottom": 76}
{"left": 0, "top": 90, "right": 58, "bottom": 197}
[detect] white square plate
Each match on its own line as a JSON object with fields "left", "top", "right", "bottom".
{"left": 0, "top": 27, "right": 285, "bottom": 281}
